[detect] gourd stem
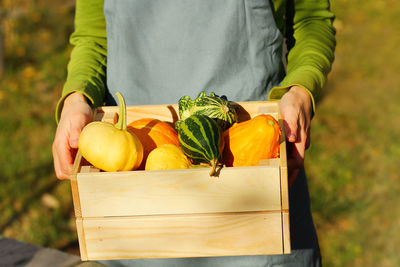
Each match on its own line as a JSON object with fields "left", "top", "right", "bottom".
{"left": 209, "top": 158, "right": 218, "bottom": 177}
{"left": 115, "top": 92, "right": 127, "bottom": 130}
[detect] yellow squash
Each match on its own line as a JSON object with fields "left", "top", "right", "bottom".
{"left": 145, "top": 144, "right": 191, "bottom": 170}
{"left": 78, "top": 92, "right": 143, "bottom": 171}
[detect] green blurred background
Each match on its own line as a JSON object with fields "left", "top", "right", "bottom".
{"left": 0, "top": 1, "right": 399, "bottom": 266}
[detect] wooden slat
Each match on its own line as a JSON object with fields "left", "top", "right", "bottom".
{"left": 278, "top": 118, "right": 288, "bottom": 170}
{"left": 70, "top": 150, "right": 83, "bottom": 218}
{"left": 276, "top": 104, "right": 289, "bottom": 211}
{"left": 282, "top": 212, "right": 291, "bottom": 254}
{"left": 82, "top": 211, "right": 284, "bottom": 260}
{"left": 80, "top": 166, "right": 100, "bottom": 173}
{"left": 77, "top": 166, "right": 281, "bottom": 217}
{"left": 98, "top": 104, "right": 179, "bottom": 124}
{"left": 95, "top": 101, "right": 281, "bottom": 125}
{"left": 75, "top": 218, "right": 88, "bottom": 261}
{"left": 257, "top": 102, "right": 280, "bottom": 118}
{"left": 71, "top": 151, "right": 88, "bottom": 260}
{"left": 258, "top": 158, "right": 280, "bottom": 166}
{"left": 280, "top": 166, "right": 289, "bottom": 211}
{"left": 95, "top": 111, "right": 118, "bottom": 124}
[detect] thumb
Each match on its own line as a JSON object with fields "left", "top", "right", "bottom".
{"left": 69, "top": 116, "right": 91, "bottom": 149}
{"left": 69, "top": 127, "right": 82, "bottom": 149}
{"left": 280, "top": 103, "right": 299, "bottom": 143}
{"left": 284, "top": 117, "right": 298, "bottom": 143}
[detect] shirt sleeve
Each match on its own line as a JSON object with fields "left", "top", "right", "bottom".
{"left": 55, "top": 0, "right": 107, "bottom": 123}
{"left": 268, "top": 0, "right": 336, "bottom": 112}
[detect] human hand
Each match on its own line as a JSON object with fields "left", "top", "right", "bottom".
{"left": 52, "top": 92, "right": 93, "bottom": 179}
{"left": 279, "top": 86, "right": 313, "bottom": 186}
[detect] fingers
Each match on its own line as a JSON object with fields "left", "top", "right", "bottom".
{"left": 287, "top": 140, "right": 304, "bottom": 186}
{"left": 69, "top": 116, "right": 90, "bottom": 149}
{"left": 282, "top": 106, "right": 299, "bottom": 143}
{"left": 53, "top": 135, "right": 75, "bottom": 180}
{"left": 286, "top": 120, "right": 309, "bottom": 186}
{"left": 52, "top": 99, "right": 93, "bottom": 180}
{"left": 305, "top": 127, "right": 311, "bottom": 149}
{"left": 280, "top": 86, "right": 313, "bottom": 187}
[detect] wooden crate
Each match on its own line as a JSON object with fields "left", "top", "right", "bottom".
{"left": 70, "top": 101, "right": 290, "bottom": 261}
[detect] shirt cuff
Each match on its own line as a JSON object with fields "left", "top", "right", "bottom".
{"left": 268, "top": 83, "right": 316, "bottom": 115}
{"left": 55, "top": 80, "right": 103, "bottom": 123}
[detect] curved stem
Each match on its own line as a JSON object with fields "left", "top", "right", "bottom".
{"left": 115, "top": 92, "right": 127, "bottom": 130}
{"left": 209, "top": 158, "right": 218, "bottom": 177}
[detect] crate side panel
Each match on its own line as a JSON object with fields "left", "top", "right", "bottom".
{"left": 82, "top": 212, "right": 283, "bottom": 260}
{"left": 78, "top": 167, "right": 281, "bottom": 217}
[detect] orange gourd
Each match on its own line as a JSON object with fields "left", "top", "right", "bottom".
{"left": 222, "top": 114, "right": 281, "bottom": 167}
{"left": 127, "top": 118, "right": 180, "bottom": 169}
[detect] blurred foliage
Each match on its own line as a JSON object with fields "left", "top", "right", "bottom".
{"left": 0, "top": 0, "right": 399, "bottom": 265}
{"left": 0, "top": 0, "right": 78, "bottom": 253}
{"left": 306, "top": 0, "right": 400, "bottom": 266}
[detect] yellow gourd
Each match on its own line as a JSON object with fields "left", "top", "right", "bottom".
{"left": 78, "top": 92, "right": 143, "bottom": 172}
{"left": 145, "top": 144, "right": 191, "bottom": 170}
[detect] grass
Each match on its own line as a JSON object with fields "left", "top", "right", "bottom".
{"left": 1, "top": 0, "right": 399, "bottom": 265}
{"left": 0, "top": 0, "right": 78, "bottom": 252}
{"left": 306, "top": 0, "right": 400, "bottom": 266}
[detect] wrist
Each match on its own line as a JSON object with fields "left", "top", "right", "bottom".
{"left": 288, "top": 85, "right": 310, "bottom": 99}
{"left": 288, "top": 86, "right": 313, "bottom": 117}
{"left": 64, "top": 92, "right": 88, "bottom": 105}
{"left": 60, "top": 92, "right": 92, "bottom": 119}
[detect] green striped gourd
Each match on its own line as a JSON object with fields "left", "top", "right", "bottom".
{"left": 177, "top": 114, "right": 222, "bottom": 176}
{"left": 176, "top": 91, "right": 237, "bottom": 131}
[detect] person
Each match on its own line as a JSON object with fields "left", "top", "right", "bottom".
{"left": 52, "top": 0, "right": 336, "bottom": 266}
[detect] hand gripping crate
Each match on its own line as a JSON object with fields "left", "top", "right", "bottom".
{"left": 70, "top": 101, "right": 290, "bottom": 261}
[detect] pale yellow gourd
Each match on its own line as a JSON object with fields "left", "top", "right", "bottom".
{"left": 78, "top": 92, "right": 143, "bottom": 172}
{"left": 145, "top": 144, "right": 191, "bottom": 170}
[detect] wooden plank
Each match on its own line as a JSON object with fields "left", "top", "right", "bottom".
{"left": 70, "top": 151, "right": 83, "bottom": 218}
{"left": 276, "top": 105, "right": 289, "bottom": 211}
{"left": 258, "top": 158, "right": 280, "bottom": 166}
{"left": 278, "top": 119, "right": 288, "bottom": 170}
{"left": 94, "top": 101, "right": 281, "bottom": 125}
{"left": 95, "top": 111, "right": 118, "bottom": 124}
{"left": 256, "top": 101, "right": 280, "bottom": 117}
{"left": 76, "top": 218, "right": 88, "bottom": 261}
{"left": 77, "top": 166, "right": 281, "bottom": 218}
{"left": 82, "top": 211, "right": 284, "bottom": 260}
{"left": 280, "top": 166, "right": 289, "bottom": 211}
{"left": 282, "top": 212, "right": 291, "bottom": 254}
{"left": 80, "top": 166, "right": 100, "bottom": 173}
{"left": 97, "top": 104, "right": 179, "bottom": 124}
{"left": 278, "top": 137, "right": 289, "bottom": 210}
{"left": 71, "top": 151, "right": 89, "bottom": 261}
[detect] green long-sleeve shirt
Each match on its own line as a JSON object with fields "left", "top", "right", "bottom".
{"left": 56, "top": 0, "right": 336, "bottom": 122}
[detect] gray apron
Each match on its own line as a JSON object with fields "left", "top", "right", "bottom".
{"left": 103, "top": 0, "right": 286, "bottom": 105}
{"left": 101, "top": 0, "right": 321, "bottom": 266}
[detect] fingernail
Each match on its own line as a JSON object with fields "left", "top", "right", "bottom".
{"left": 70, "top": 138, "right": 78, "bottom": 147}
